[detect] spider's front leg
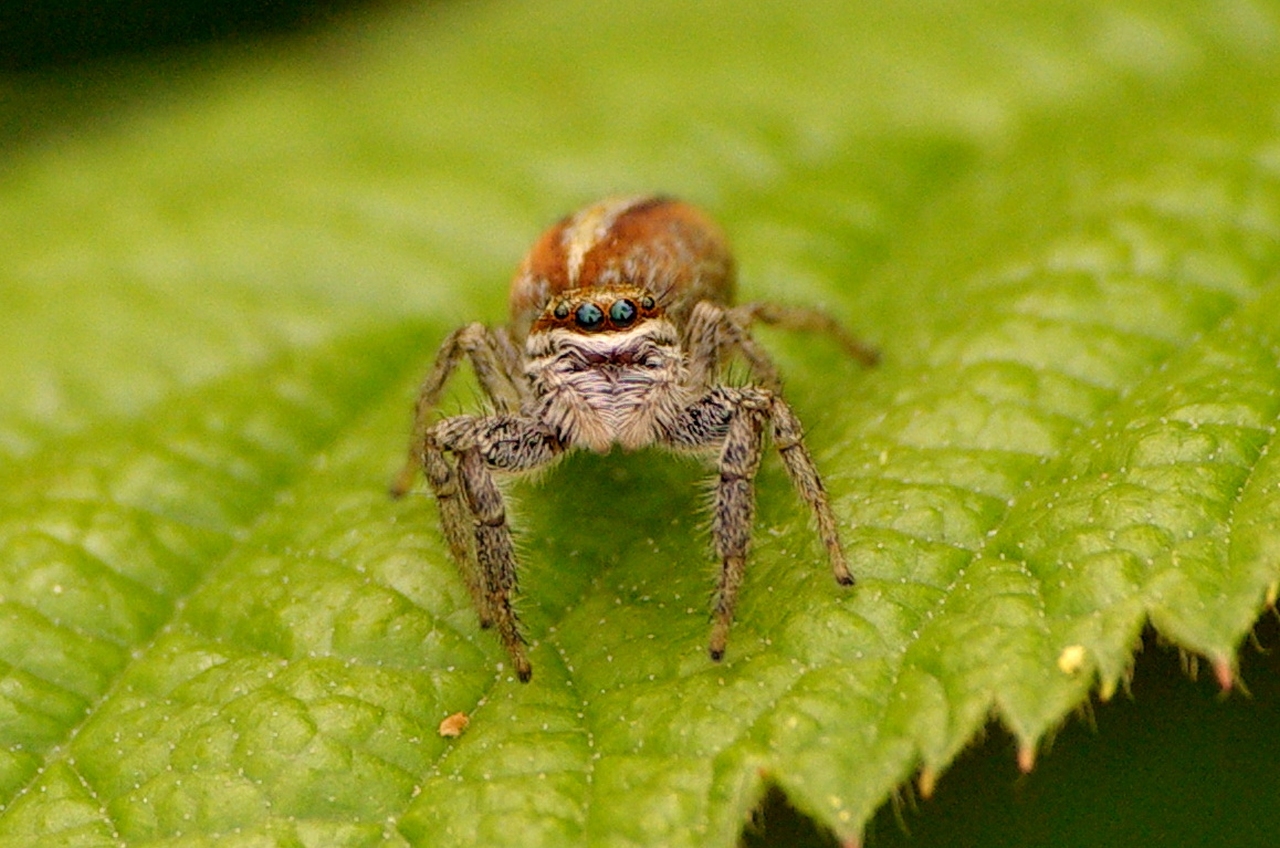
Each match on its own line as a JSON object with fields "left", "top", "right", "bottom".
{"left": 665, "top": 386, "right": 770, "bottom": 659}
{"left": 668, "top": 386, "right": 852, "bottom": 661}
{"left": 706, "top": 391, "right": 770, "bottom": 660}
{"left": 426, "top": 414, "right": 563, "bottom": 682}
{"left": 421, "top": 436, "right": 489, "bottom": 628}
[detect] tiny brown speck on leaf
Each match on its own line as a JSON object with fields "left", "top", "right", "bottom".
{"left": 438, "top": 712, "right": 470, "bottom": 738}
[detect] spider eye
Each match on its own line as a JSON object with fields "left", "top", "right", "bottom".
{"left": 639, "top": 295, "right": 656, "bottom": 310}
{"left": 553, "top": 302, "right": 570, "bottom": 320}
{"left": 609, "top": 298, "right": 638, "bottom": 327}
{"left": 574, "top": 302, "right": 605, "bottom": 331}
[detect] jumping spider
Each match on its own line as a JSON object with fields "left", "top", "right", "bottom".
{"left": 391, "top": 196, "right": 877, "bottom": 681}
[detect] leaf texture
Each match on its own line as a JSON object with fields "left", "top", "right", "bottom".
{"left": 1, "top": 1, "right": 1279, "bottom": 845}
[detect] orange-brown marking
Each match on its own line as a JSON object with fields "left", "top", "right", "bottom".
{"left": 508, "top": 196, "right": 735, "bottom": 339}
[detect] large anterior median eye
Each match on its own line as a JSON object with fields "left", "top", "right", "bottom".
{"left": 574, "top": 302, "right": 605, "bottom": 330}
{"left": 609, "top": 298, "right": 638, "bottom": 327}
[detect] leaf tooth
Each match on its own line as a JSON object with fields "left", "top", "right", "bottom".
{"left": 916, "top": 766, "right": 937, "bottom": 799}
{"left": 1016, "top": 743, "right": 1036, "bottom": 773}
{"left": 1212, "top": 656, "right": 1234, "bottom": 691}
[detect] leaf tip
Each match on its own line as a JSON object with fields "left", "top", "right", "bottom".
{"left": 1017, "top": 743, "right": 1036, "bottom": 773}
{"left": 917, "top": 767, "right": 937, "bottom": 799}
{"left": 1213, "top": 656, "right": 1234, "bottom": 692}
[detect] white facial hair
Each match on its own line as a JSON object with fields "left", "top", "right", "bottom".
{"left": 525, "top": 318, "right": 696, "bottom": 452}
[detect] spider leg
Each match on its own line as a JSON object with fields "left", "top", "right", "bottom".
{"left": 664, "top": 387, "right": 769, "bottom": 659}
{"left": 422, "top": 439, "right": 492, "bottom": 627}
{"left": 684, "top": 299, "right": 786, "bottom": 391}
{"left": 768, "top": 396, "right": 852, "bottom": 585}
{"left": 666, "top": 386, "right": 852, "bottom": 661}
{"left": 683, "top": 300, "right": 878, "bottom": 396}
{"left": 491, "top": 325, "right": 533, "bottom": 406}
{"left": 429, "top": 414, "right": 563, "bottom": 682}
{"left": 733, "top": 301, "right": 879, "bottom": 367}
{"left": 456, "top": 448, "right": 530, "bottom": 681}
{"left": 707, "top": 392, "right": 769, "bottom": 660}
{"left": 391, "top": 322, "right": 532, "bottom": 498}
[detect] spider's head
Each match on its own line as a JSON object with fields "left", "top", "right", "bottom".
{"left": 530, "top": 286, "right": 663, "bottom": 337}
{"left": 525, "top": 284, "right": 678, "bottom": 367}
{"left": 510, "top": 195, "right": 729, "bottom": 452}
{"left": 524, "top": 285, "right": 690, "bottom": 452}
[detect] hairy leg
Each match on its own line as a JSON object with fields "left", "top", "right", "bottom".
{"left": 664, "top": 387, "right": 768, "bottom": 658}
{"left": 683, "top": 298, "right": 878, "bottom": 396}
{"left": 428, "top": 414, "right": 563, "bottom": 682}
{"left": 422, "top": 441, "right": 492, "bottom": 627}
{"left": 768, "top": 397, "right": 853, "bottom": 585}
{"left": 733, "top": 301, "right": 879, "bottom": 367}
{"left": 708, "top": 395, "right": 768, "bottom": 660}
{"left": 456, "top": 448, "right": 530, "bottom": 681}
{"left": 684, "top": 300, "right": 783, "bottom": 391}
{"left": 666, "top": 387, "right": 853, "bottom": 661}
{"left": 391, "top": 323, "right": 532, "bottom": 497}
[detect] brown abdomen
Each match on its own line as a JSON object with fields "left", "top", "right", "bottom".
{"left": 508, "top": 196, "right": 736, "bottom": 340}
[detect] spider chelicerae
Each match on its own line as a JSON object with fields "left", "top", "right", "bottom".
{"left": 392, "top": 196, "right": 877, "bottom": 681}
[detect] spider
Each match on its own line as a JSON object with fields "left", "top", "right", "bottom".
{"left": 391, "top": 196, "right": 877, "bottom": 681}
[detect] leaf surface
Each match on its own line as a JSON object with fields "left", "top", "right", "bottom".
{"left": 2, "top": 1, "right": 1279, "bottom": 845}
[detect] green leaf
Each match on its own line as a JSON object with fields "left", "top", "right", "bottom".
{"left": 3, "top": 0, "right": 1279, "bottom": 845}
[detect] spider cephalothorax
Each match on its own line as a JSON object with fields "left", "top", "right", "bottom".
{"left": 525, "top": 286, "right": 688, "bottom": 453}
{"left": 392, "top": 196, "right": 877, "bottom": 681}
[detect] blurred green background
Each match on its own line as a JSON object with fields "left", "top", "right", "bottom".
{"left": 3, "top": 2, "right": 1279, "bottom": 846}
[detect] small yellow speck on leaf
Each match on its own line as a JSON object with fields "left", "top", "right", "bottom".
{"left": 1057, "top": 644, "right": 1086, "bottom": 675}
